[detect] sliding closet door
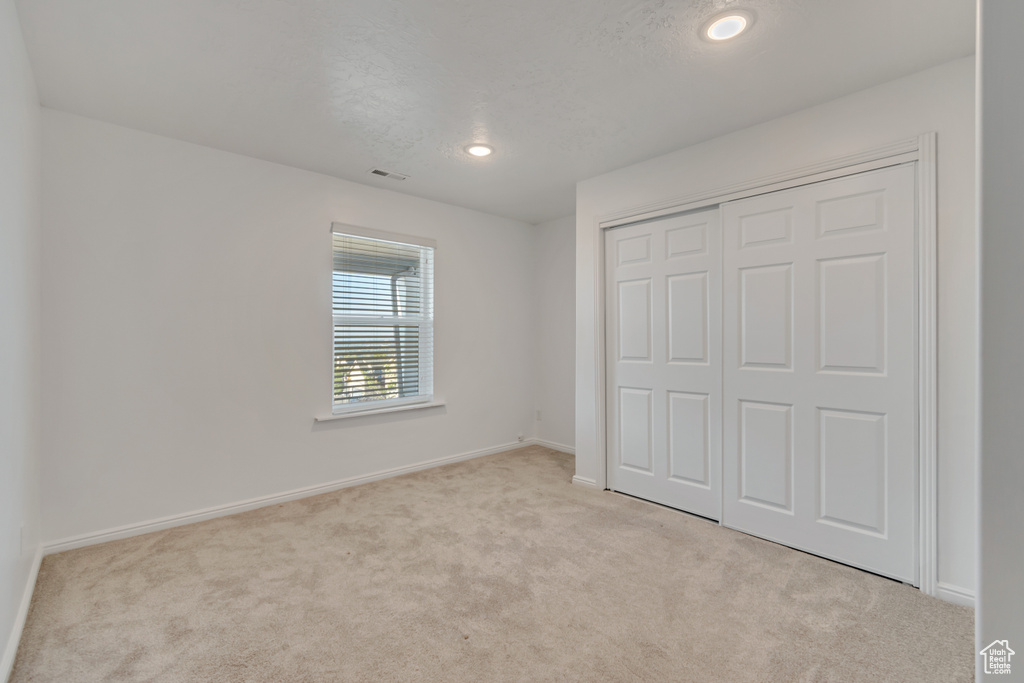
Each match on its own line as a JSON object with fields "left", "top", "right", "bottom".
{"left": 721, "top": 164, "right": 917, "bottom": 582}
{"left": 605, "top": 209, "right": 722, "bottom": 520}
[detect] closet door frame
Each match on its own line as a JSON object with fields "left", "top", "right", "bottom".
{"left": 595, "top": 133, "right": 938, "bottom": 595}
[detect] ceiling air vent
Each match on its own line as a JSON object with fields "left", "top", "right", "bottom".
{"left": 368, "top": 168, "right": 409, "bottom": 181}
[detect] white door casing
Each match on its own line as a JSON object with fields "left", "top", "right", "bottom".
{"left": 605, "top": 208, "right": 723, "bottom": 520}
{"left": 594, "top": 136, "right": 938, "bottom": 593}
{"left": 721, "top": 163, "right": 918, "bottom": 583}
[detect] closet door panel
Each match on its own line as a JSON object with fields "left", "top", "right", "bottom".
{"left": 605, "top": 208, "right": 722, "bottom": 520}
{"left": 721, "top": 164, "right": 917, "bottom": 583}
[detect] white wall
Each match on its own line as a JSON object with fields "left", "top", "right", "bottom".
{"left": 575, "top": 57, "right": 977, "bottom": 600}
{"left": 533, "top": 215, "right": 575, "bottom": 451}
{"left": 978, "top": 0, "right": 1024, "bottom": 673}
{"left": 40, "top": 109, "right": 538, "bottom": 544}
{"left": 0, "top": 0, "right": 41, "bottom": 676}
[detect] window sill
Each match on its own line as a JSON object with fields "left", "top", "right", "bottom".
{"left": 315, "top": 400, "right": 445, "bottom": 422}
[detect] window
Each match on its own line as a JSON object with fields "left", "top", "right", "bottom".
{"left": 331, "top": 225, "right": 435, "bottom": 414}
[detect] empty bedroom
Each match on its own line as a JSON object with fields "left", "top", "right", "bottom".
{"left": 1, "top": 0, "right": 1021, "bottom": 681}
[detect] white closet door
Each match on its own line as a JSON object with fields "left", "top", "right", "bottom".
{"left": 721, "top": 164, "right": 917, "bottom": 582}
{"left": 605, "top": 209, "right": 722, "bottom": 520}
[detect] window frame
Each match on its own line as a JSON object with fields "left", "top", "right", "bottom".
{"left": 329, "top": 223, "right": 436, "bottom": 417}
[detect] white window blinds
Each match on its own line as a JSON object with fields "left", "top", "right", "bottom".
{"left": 332, "top": 229, "right": 434, "bottom": 414}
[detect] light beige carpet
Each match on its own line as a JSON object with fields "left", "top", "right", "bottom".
{"left": 12, "top": 446, "right": 972, "bottom": 682}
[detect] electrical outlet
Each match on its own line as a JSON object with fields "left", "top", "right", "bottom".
{"left": 517, "top": 433, "right": 524, "bottom": 442}
{"left": 536, "top": 409, "right": 542, "bottom": 421}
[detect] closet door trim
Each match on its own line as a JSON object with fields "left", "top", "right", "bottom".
{"left": 595, "top": 133, "right": 938, "bottom": 595}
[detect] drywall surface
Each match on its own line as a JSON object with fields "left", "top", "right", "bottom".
{"left": 40, "top": 109, "right": 537, "bottom": 543}
{"left": 978, "top": 1, "right": 1024, "bottom": 675}
{"left": 533, "top": 215, "right": 575, "bottom": 451}
{"left": 576, "top": 57, "right": 977, "bottom": 599}
{"left": 0, "top": 0, "right": 41, "bottom": 675}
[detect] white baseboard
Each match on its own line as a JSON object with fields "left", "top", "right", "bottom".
{"left": 571, "top": 475, "right": 601, "bottom": 490}
{"left": 935, "top": 581, "right": 975, "bottom": 608}
{"left": 530, "top": 438, "right": 575, "bottom": 455}
{"left": 43, "top": 440, "right": 531, "bottom": 556}
{"left": 2, "top": 545, "right": 43, "bottom": 683}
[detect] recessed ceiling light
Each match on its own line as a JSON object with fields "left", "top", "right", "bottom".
{"left": 703, "top": 11, "right": 752, "bottom": 41}
{"left": 465, "top": 144, "right": 493, "bottom": 157}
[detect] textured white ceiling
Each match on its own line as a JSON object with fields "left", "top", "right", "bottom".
{"left": 16, "top": 0, "right": 974, "bottom": 223}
